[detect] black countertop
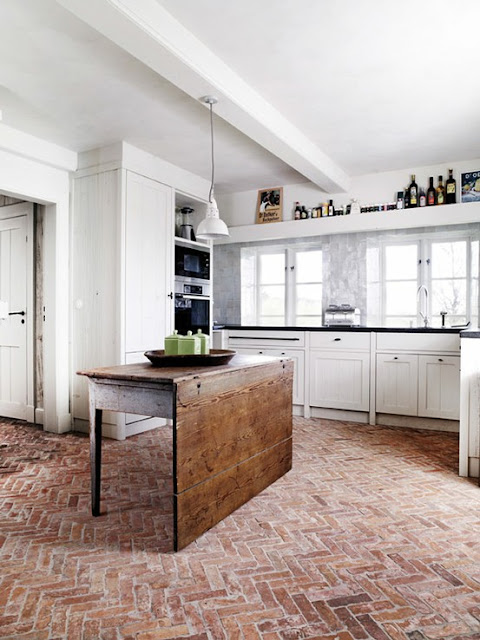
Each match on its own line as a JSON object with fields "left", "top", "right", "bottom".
{"left": 218, "top": 324, "right": 473, "bottom": 335}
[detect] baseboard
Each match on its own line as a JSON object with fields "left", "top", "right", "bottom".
{"left": 376, "top": 413, "right": 459, "bottom": 433}
{"left": 293, "top": 405, "right": 304, "bottom": 417}
{"left": 468, "top": 457, "right": 479, "bottom": 478}
{"left": 125, "top": 417, "right": 167, "bottom": 437}
{"left": 74, "top": 417, "right": 126, "bottom": 440}
{"left": 34, "top": 408, "right": 44, "bottom": 425}
{"left": 309, "top": 407, "right": 369, "bottom": 423}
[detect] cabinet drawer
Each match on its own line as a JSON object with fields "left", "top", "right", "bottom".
{"left": 376, "top": 332, "right": 460, "bottom": 353}
{"left": 228, "top": 330, "right": 305, "bottom": 348}
{"left": 309, "top": 331, "right": 370, "bottom": 351}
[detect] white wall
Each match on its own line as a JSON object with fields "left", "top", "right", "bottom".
{"left": 217, "top": 158, "right": 480, "bottom": 227}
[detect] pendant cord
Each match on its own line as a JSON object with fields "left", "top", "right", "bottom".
{"left": 209, "top": 102, "right": 215, "bottom": 203}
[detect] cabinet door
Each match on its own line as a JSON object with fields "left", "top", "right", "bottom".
{"left": 125, "top": 172, "right": 173, "bottom": 353}
{"left": 233, "top": 347, "right": 304, "bottom": 405}
{"left": 309, "top": 350, "right": 370, "bottom": 411}
{"left": 418, "top": 355, "right": 460, "bottom": 420}
{"left": 376, "top": 353, "right": 418, "bottom": 415}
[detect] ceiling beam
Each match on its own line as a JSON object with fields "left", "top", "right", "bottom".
{"left": 56, "top": 0, "right": 350, "bottom": 193}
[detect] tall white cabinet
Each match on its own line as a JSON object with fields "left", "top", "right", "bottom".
{"left": 72, "top": 167, "right": 174, "bottom": 439}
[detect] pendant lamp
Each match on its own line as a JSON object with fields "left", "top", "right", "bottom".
{"left": 196, "top": 96, "right": 229, "bottom": 240}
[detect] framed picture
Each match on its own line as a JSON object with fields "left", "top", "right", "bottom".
{"left": 256, "top": 187, "right": 283, "bottom": 224}
{"left": 461, "top": 171, "right": 480, "bottom": 203}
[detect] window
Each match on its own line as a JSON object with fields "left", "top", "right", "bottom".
{"left": 241, "top": 245, "right": 323, "bottom": 326}
{"left": 378, "top": 232, "right": 479, "bottom": 328}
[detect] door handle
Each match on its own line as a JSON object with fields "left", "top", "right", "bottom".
{"left": 9, "top": 311, "right": 25, "bottom": 316}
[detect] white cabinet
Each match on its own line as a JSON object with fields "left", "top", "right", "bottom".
{"left": 310, "top": 350, "right": 370, "bottom": 411}
{"left": 376, "top": 353, "right": 418, "bottom": 415}
{"left": 309, "top": 331, "right": 370, "bottom": 412}
{"left": 375, "top": 332, "right": 460, "bottom": 422}
{"left": 72, "top": 168, "right": 173, "bottom": 438}
{"left": 227, "top": 331, "right": 305, "bottom": 406}
{"left": 418, "top": 355, "right": 460, "bottom": 420}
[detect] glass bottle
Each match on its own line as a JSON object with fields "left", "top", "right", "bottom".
{"left": 427, "top": 177, "right": 436, "bottom": 206}
{"left": 419, "top": 188, "right": 426, "bottom": 207}
{"left": 408, "top": 174, "right": 418, "bottom": 207}
{"left": 436, "top": 175, "right": 445, "bottom": 205}
{"left": 294, "top": 201, "right": 301, "bottom": 220}
{"left": 445, "top": 169, "right": 456, "bottom": 204}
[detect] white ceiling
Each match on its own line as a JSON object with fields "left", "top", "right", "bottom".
{"left": 1, "top": 0, "right": 479, "bottom": 194}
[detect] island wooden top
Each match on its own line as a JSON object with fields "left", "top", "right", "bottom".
{"left": 77, "top": 353, "right": 290, "bottom": 385}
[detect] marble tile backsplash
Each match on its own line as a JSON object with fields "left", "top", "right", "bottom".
{"left": 212, "top": 223, "right": 478, "bottom": 326}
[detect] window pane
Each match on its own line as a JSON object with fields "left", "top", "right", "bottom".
{"left": 259, "top": 285, "right": 285, "bottom": 317}
{"left": 258, "top": 316, "right": 284, "bottom": 326}
{"left": 385, "top": 245, "right": 417, "bottom": 280}
{"left": 259, "top": 253, "right": 285, "bottom": 284}
{"left": 472, "top": 240, "right": 479, "bottom": 278}
{"left": 385, "top": 316, "right": 415, "bottom": 328}
{"left": 296, "top": 250, "right": 322, "bottom": 283}
{"left": 431, "top": 280, "right": 466, "bottom": 316}
{"left": 386, "top": 281, "right": 417, "bottom": 315}
{"left": 296, "top": 284, "right": 322, "bottom": 315}
{"left": 431, "top": 241, "right": 467, "bottom": 278}
{"left": 296, "top": 316, "right": 323, "bottom": 327}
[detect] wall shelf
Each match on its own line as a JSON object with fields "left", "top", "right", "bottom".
{"left": 216, "top": 201, "right": 480, "bottom": 245}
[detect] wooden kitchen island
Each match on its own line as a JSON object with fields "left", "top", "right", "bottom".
{"left": 78, "top": 354, "right": 293, "bottom": 550}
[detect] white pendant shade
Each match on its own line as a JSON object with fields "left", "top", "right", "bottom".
{"left": 196, "top": 198, "right": 229, "bottom": 239}
{"left": 196, "top": 95, "right": 229, "bottom": 240}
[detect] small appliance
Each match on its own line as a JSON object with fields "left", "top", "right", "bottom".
{"left": 324, "top": 304, "right": 361, "bottom": 326}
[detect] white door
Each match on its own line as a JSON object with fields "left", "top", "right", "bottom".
{"left": 418, "top": 355, "right": 460, "bottom": 420}
{"left": 309, "top": 350, "right": 370, "bottom": 411}
{"left": 0, "top": 215, "right": 28, "bottom": 419}
{"left": 376, "top": 353, "right": 418, "bottom": 416}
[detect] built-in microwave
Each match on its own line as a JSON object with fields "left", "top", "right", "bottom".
{"left": 174, "top": 238, "right": 210, "bottom": 281}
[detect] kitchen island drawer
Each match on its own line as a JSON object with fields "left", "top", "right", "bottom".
{"left": 376, "top": 332, "right": 460, "bottom": 353}
{"left": 228, "top": 330, "right": 305, "bottom": 347}
{"left": 309, "top": 331, "right": 370, "bottom": 351}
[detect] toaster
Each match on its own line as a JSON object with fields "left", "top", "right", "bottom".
{"left": 324, "top": 304, "right": 361, "bottom": 326}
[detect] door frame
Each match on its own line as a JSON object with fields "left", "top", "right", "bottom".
{"left": 0, "top": 134, "right": 75, "bottom": 434}
{"left": 0, "top": 203, "right": 35, "bottom": 421}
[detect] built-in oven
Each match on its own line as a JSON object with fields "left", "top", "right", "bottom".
{"left": 174, "top": 278, "right": 211, "bottom": 335}
{"left": 175, "top": 239, "right": 210, "bottom": 281}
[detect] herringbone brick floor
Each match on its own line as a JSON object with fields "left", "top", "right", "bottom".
{"left": 0, "top": 417, "right": 479, "bottom": 640}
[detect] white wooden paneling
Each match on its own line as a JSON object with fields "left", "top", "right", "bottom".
{"left": 376, "top": 353, "right": 418, "bottom": 416}
{"left": 227, "top": 330, "right": 305, "bottom": 348}
{"left": 72, "top": 171, "right": 120, "bottom": 423}
{"left": 376, "top": 332, "right": 460, "bottom": 353}
{"left": 418, "top": 355, "right": 460, "bottom": 420}
{"left": 309, "top": 350, "right": 370, "bottom": 411}
{"left": 309, "top": 331, "right": 370, "bottom": 351}
{"left": 125, "top": 172, "right": 173, "bottom": 353}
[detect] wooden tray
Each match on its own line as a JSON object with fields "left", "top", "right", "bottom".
{"left": 144, "top": 349, "right": 236, "bottom": 367}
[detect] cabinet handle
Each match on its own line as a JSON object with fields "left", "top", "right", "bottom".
{"left": 393, "top": 356, "right": 398, "bottom": 360}
{"left": 167, "top": 292, "right": 173, "bottom": 299}
{"left": 258, "top": 351, "right": 263, "bottom": 354}
{"left": 281, "top": 352, "right": 285, "bottom": 355}
{"left": 333, "top": 337, "right": 341, "bottom": 341}
{"left": 438, "top": 358, "right": 443, "bottom": 362}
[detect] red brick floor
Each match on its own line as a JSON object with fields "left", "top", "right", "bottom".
{"left": 1, "top": 417, "right": 480, "bottom": 640}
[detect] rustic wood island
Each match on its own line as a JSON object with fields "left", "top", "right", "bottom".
{"left": 79, "top": 354, "right": 293, "bottom": 550}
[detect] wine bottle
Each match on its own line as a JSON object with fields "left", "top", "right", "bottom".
{"left": 419, "top": 188, "right": 426, "bottom": 207}
{"left": 436, "top": 175, "right": 445, "bottom": 205}
{"left": 328, "top": 199, "right": 334, "bottom": 216}
{"left": 404, "top": 187, "right": 410, "bottom": 209}
{"left": 427, "top": 177, "right": 436, "bottom": 206}
{"left": 445, "top": 169, "right": 456, "bottom": 204}
{"left": 408, "top": 174, "right": 418, "bottom": 207}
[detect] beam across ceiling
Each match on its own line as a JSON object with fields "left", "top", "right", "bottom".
{"left": 56, "top": 0, "right": 350, "bottom": 193}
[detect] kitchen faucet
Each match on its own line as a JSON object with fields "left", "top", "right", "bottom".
{"left": 417, "top": 285, "right": 429, "bottom": 327}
